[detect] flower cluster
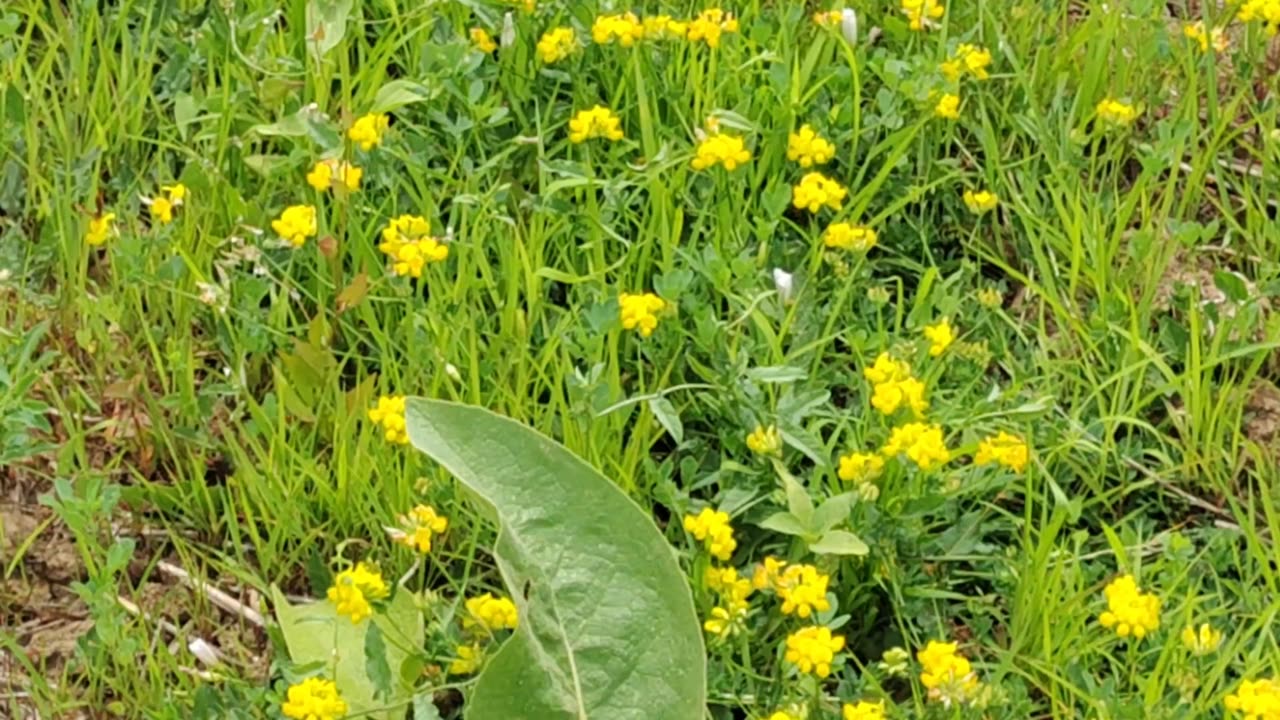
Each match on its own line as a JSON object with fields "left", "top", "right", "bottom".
{"left": 792, "top": 172, "right": 848, "bottom": 213}
{"left": 902, "top": 0, "right": 944, "bottom": 31}
{"left": 691, "top": 132, "right": 751, "bottom": 170}
{"left": 464, "top": 593, "right": 520, "bottom": 632}
{"left": 1096, "top": 98, "right": 1139, "bottom": 127}
{"left": 941, "top": 44, "right": 993, "bottom": 82}
{"left": 842, "top": 700, "right": 886, "bottom": 720}
{"left": 774, "top": 564, "right": 831, "bottom": 618}
{"left": 1238, "top": 0, "right": 1280, "bottom": 35}
{"left": 787, "top": 124, "right": 836, "bottom": 168}
{"left": 378, "top": 214, "right": 448, "bottom": 278}
{"left": 1224, "top": 677, "right": 1280, "bottom": 719}
{"left": 86, "top": 212, "right": 115, "bottom": 246}
{"left": 963, "top": 189, "right": 999, "bottom": 214}
{"left": 537, "top": 27, "right": 576, "bottom": 63}
{"left": 838, "top": 451, "right": 885, "bottom": 484}
{"left": 568, "top": 105, "right": 624, "bottom": 144}
{"left": 864, "top": 353, "right": 928, "bottom": 417}
{"left": 1180, "top": 622, "right": 1222, "bottom": 656}
{"left": 703, "top": 565, "right": 753, "bottom": 638}
{"left": 882, "top": 422, "right": 950, "bottom": 470}
{"left": 642, "top": 15, "right": 689, "bottom": 39}
{"left": 272, "top": 205, "right": 318, "bottom": 247}
{"left": 618, "top": 291, "right": 666, "bottom": 337}
{"left": 306, "top": 159, "right": 363, "bottom": 192}
{"left": 922, "top": 319, "right": 954, "bottom": 356}
{"left": 918, "top": 640, "right": 981, "bottom": 707}
{"left": 470, "top": 27, "right": 497, "bottom": 53}
{"left": 148, "top": 183, "right": 187, "bottom": 225}
{"left": 684, "top": 507, "right": 736, "bottom": 561}
{"left": 386, "top": 504, "right": 448, "bottom": 553}
{"left": 975, "top": 431, "right": 1029, "bottom": 473}
{"left": 449, "top": 643, "right": 484, "bottom": 675}
{"left": 348, "top": 112, "right": 389, "bottom": 151}
{"left": 592, "top": 13, "right": 645, "bottom": 46}
{"left": 368, "top": 394, "right": 409, "bottom": 444}
{"left": 327, "top": 562, "right": 389, "bottom": 624}
{"left": 1183, "top": 21, "right": 1229, "bottom": 52}
{"left": 1098, "top": 574, "right": 1162, "bottom": 639}
{"left": 746, "top": 424, "right": 782, "bottom": 456}
{"left": 935, "top": 92, "right": 961, "bottom": 120}
{"left": 281, "top": 677, "right": 348, "bottom": 720}
{"left": 686, "top": 9, "right": 739, "bottom": 48}
{"left": 784, "top": 625, "right": 845, "bottom": 678}
{"left": 823, "top": 222, "right": 878, "bottom": 252}
{"left": 813, "top": 10, "right": 845, "bottom": 26}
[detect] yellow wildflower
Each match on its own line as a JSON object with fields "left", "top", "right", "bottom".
{"left": 776, "top": 564, "right": 832, "bottom": 619}
{"left": 1224, "top": 677, "right": 1280, "bottom": 719}
{"left": 619, "top": 292, "right": 666, "bottom": 337}
{"left": 823, "top": 222, "right": 877, "bottom": 252}
{"left": 1096, "top": 98, "right": 1139, "bottom": 127}
{"left": 870, "top": 375, "right": 928, "bottom": 417}
{"left": 746, "top": 425, "right": 782, "bottom": 456}
{"left": 683, "top": 507, "right": 736, "bottom": 561}
{"left": 149, "top": 197, "right": 174, "bottom": 224}
{"left": 568, "top": 105, "right": 624, "bottom": 144}
{"left": 864, "top": 353, "right": 911, "bottom": 385}
{"left": 306, "top": 159, "right": 362, "bottom": 193}
{"left": 974, "top": 431, "right": 1029, "bottom": 473}
{"left": 691, "top": 132, "right": 751, "bottom": 171}
{"left": 686, "top": 9, "right": 739, "bottom": 48}
{"left": 1183, "top": 22, "right": 1229, "bottom": 52}
{"left": 1238, "top": 0, "right": 1280, "bottom": 35}
{"left": 963, "top": 189, "right": 999, "bottom": 214}
{"left": 537, "top": 27, "right": 576, "bottom": 63}
{"left": 787, "top": 124, "right": 836, "bottom": 168}
{"left": 881, "top": 423, "right": 950, "bottom": 470}
{"left": 814, "top": 10, "right": 845, "bottom": 26}
{"left": 465, "top": 593, "right": 519, "bottom": 632}
{"left": 838, "top": 451, "right": 885, "bottom": 483}
{"left": 752, "top": 556, "right": 786, "bottom": 590}
{"left": 368, "top": 394, "right": 410, "bottom": 444}
{"left": 449, "top": 643, "right": 484, "bottom": 675}
{"left": 378, "top": 214, "right": 448, "bottom": 278}
{"left": 1098, "top": 574, "right": 1162, "bottom": 639}
{"left": 86, "top": 212, "right": 116, "bottom": 246}
{"left": 792, "top": 172, "right": 848, "bottom": 213}
{"left": 470, "top": 27, "right": 498, "bottom": 53}
{"left": 643, "top": 15, "right": 688, "bottom": 39}
{"left": 935, "top": 93, "right": 961, "bottom": 120}
{"left": 387, "top": 504, "right": 448, "bottom": 552}
{"left": 326, "top": 562, "right": 389, "bottom": 624}
{"left": 281, "top": 677, "right": 348, "bottom": 720}
{"left": 1180, "top": 623, "right": 1222, "bottom": 656}
{"left": 923, "top": 319, "right": 954, "bottom": 356}
{"left": 271, "top": 204, "right": 317, "bottom": 248}
{"left": 784, "top": 625, "right": 845, "bottom": 678}
{"left": 162, "top": 183, "right": 187, "bottom": 204}
{"left": 918, "top": 640, "right": 981, "bottom": 707}
{"left": 703, "top": 602, "right": 748, "bottom": 638}
{"left": 592, "top": 13, "right": 645, "bottom": 46}
{"left": 902, "top": 0, "right": 944, "bottom": 30}
{"left": 941, "top": 44, "right": 992, "bottom": 82}
{"left": 348, "top": 112, "right": 390, "bottom": 151}
{"left": 843, "top": 701, "right": 887, "bottom": 720}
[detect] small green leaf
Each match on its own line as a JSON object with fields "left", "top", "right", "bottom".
{"left": 746, "top": 365, "right": 807, "bottom": 383}
{"left": 809, "top": 530, "right": 870, "bottom": 556}
{"left": 811, "top": 493, "right": 856, "bottom": 534}
{"left": 306, "top": 0, "right": 353, "bottom": 57}
{"left": 759, "top": 511, "right": 810, "bottom": 537}
{"left": 174, "top": 93, "right": 198, "bottom": 140}
{"left": 648, "top": 397, "right": 684, "bottom": 444}
{"left": 771, "top": 459, "right": 814, "bottom": 524}
{"left": 369, "top": 80, "right": 437, "bottom": 114}
{"left": 364, "top": 622, "right": 392, "bottom": 700}
{"left": 1213, "top": 270, "right": 1249, "bottom": 304}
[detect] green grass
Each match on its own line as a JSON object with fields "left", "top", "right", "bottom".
{"left": 2, "top": 0, "right": 1279, "bottom": 718}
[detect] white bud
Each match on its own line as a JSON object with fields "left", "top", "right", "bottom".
{"left": 445, "top": 363, "right": 462, "bottom": 383}
{"left": 772, "top": 268, "right": 794, "bottom": 304}
{"left": 841, "top": 9, "right": 858, "bottom": 45}
{"left": 501, "top": 12, "right": 516, "bottom": 48}
{"left": 188, "top": 638, "right": 220, "bottom": 666}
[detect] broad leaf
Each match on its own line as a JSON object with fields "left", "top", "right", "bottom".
{"left": 811, "top": 493, "right": 856, "bottom": 534}
{"left": 369, "top": 80, "right": 437, "bottom": 114}
{"left": 771, "top": 459, "right": 813, "bottom": 524}
{"left": 758, "top": 511, "right": 810, "bottom": 537}
{"left": 809, "top": 530, "right": 870, "bottom": 556}
{"left": 405, "top": 399, "right": 705, "bottom": 720}
{"left": 306, "top": 0, "right": 353, "bottom": 57}
{"left": 648, "top": 397, "right": 684, "bottom": 444}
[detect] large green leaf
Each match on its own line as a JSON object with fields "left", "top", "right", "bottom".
{"left": 271, "top": 586, "right": 422, "bottom": 720}
{"left": 405, "top": 399, "right": 705, "bottom": 720}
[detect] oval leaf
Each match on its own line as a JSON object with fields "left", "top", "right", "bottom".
{"left": 405, "top": 399, "right": 705, "bottom": 720}
{"left": 809, "top": 529, "right": 870, "bottom": 556}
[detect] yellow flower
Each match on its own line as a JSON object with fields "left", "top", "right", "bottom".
{"left": 881, "top": 423, "right": 950, "bottom": 470}
{"left": 792, "top": 172, "right": 848, "bottom": 213}
{"left": 281, "top": 677, "right": 348, "bottom": 720}
{"left": 465, "top": 593, "right": 519, "bottom": 631}
{"left": 1180, "top": 623, "right": 1223, "bottom": 656}
{"left": 86, "top": 212, "right": 116, "bottom": 246}
{"left": 307, "top": 159, "right": 362, "bottom": 192}
{"left": 704, "top": 566, "right": 751, "bottom": 599}
{"left": 923, "top": 319, "right": 954, "bottom": 356}
{"left": 784, "top": 625, "right": 845, "bottom": 678}
{"left": 271, "top": 204, "right": 318, "bottom": 248}
{"left": 642, "top": 15, "right": 688, "bottom": 39}
{"left": 1096, "top": 98, "right": 1139, "bottom": 127}
{"left": 592, "top": 13, "right": 645, "bottom": 46}
{"left": 941, "top": 44, "right": 993, "bottom": 82}
{"left": 703, "top": 602, "right": 748, "bottom": 638}
{"left": 449, "top": 643, "right": 484, "bottom": 675}
{"left": 977, "top": 287, "right": 1003, "bottom": 308}
{"left": 1224, "top": 677, "right": 1280, "bottom": 719}
{"left": 162, "top": 183, "right": 187, "bottom": 204}
{"left": 568, "top": 105, "right": 624, "bottom": 144}
{"left": 776, "top": 564, "right": 831, "bottom": 619}
{"left": 935, "top": 93, "right": 961, "bottom": 120}
{"left": 326, "top": 562, "right": 389, "bottom": 624}
{"left": 1183, "top": 22, "right": 1229, "bottom": 52}
{"left": 683, "top": 507, "right": 736, "bottom": 561}
{"left": 838, "top": 451, "right": 885, "bottom": 483}
{"left": 902, "top": 0, "right": 944, "bottom": 30}
{"left": 1238, "top": 0, "right": 1280, "bottom": 35}
{"left": 864, "top": 352, "right": 911, "bottom": 385}
{"left": 975, "top": 431, "right": 1029, "bottom": 473}
{"left": 787, "top": 124, "right": 836, "bottom": 168}
{"left": 149, "top": 197, "right": 174, "bottom": 225}
{"left": 814, "top": 10, "right": 845, "bottom": 26}
{"left": 1098, "top": 574, "right": 1162, "bottom": 639}
{"left": 746, "top": 425, "right": 782, "bottom": 456}
{"left": 843, "top": 700, "right": 887, "bottom": 720}
{"left": 378, "top": 215, "right": 448, "bottom": 278}
{"left": 387, "top": 504, "right": 448, "bottom": 552}
{"left": 752, "top": 556, "right": 786, "bottom": 590}
{"left": 619, "top": 292, "right": 666, "bottom": 337}
{"left": 691, "top": 132, "right": 751, "bottom": 171}
{"left": 368, "top": 394, "right": 410, "bottom": 444}
{"left": 963, "top": 189, "right": 999, "bottom": 214}
{"left": 870, "top": 376, "right": 928, "bottom": 417}
{"left": 686, "top": 9, "right": 739, "bottom": 48}
{"left": 536, "top": 27, "right": 576, "bottom": 63}
{"left": 918, "top": 640, "right": 981, "bottom": 707}
{"left": 470, "top": 27, "right": 498, "bottom": 53}
{"left": 823, "top": 222, "right": 878, "bottom": 252}
{"left": 348, "top": 112, "right": 390, "bottom": 151}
